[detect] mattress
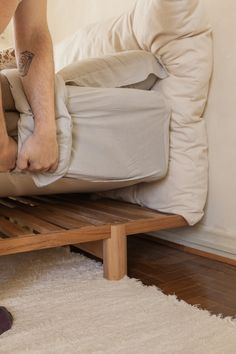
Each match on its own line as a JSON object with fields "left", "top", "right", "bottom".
{"left": 0, "top": 66, "right": 170, "bottom": 197}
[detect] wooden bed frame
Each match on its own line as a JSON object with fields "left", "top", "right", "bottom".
{"left": 0, "top": 193, "right": 187, "bottom": 280}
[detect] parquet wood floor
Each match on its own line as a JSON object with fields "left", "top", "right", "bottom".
{"left": 72, "top": 235, "right": 236, "bottom": 318}
{"left": 129, "top": 236, "right": 236, "bottom": 318}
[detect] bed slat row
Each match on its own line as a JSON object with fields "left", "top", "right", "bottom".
{"left": 0, "top": 193, "right": 187, "bottom": 257}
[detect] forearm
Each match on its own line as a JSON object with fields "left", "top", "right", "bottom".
{"left": 0, "top": 85, "right": 8, "bottom": 143}
{"left": 15, "top": 31, "right": 56, "bottom": 135}
{"left": 0, "top": 82, "right": 18, "bottom": 172}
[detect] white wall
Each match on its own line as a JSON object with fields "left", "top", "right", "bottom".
{"left": 2, "top": 0, "right": 236, "bottom": 258}
{"left": 154, "top": 0, "right": 236, "bottom": 259}
{"left": 47, "top": 0, "right": 136, "bottom": 44}
{"left": 0, "top": 23, "right": 13, "bottom": 49}
{"left": 47, "top": 0, "right": 236, "bottom": 258}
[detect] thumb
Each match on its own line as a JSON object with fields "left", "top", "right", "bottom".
{"left": 17, "top": 153, "right": 29, "bottom": 171}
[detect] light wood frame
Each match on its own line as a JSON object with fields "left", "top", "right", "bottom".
{"left": 0, "top": 194, "right": 187, "bottom": 280}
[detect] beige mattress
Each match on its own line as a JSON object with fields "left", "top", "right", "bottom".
{"left": 0, "top": 67, "right": 170, "bottom": 197}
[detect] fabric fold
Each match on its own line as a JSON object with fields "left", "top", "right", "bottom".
{"left": 2, "top": 69, "right": 72, "bottom": 187}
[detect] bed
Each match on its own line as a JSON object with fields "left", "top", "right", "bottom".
{"left": 0, "top": 0, "right": 212, "bottom": 279}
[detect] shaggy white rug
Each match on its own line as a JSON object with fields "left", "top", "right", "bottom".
{"left": 0, "top": 247, "right": 236, "bottom": 354}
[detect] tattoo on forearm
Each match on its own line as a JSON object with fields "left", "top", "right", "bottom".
{"left": 19, "top": 51, "right": 35, "bottom": 77}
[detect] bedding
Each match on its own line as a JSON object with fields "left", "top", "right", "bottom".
{"left": 0, "top": 60, "right": 170, "bottom": 196}
{"left": 54, "top": 0, "right": 213, "bottom": 225}
{"left": 58, "top": 50, "right": 167, "bottom": 90}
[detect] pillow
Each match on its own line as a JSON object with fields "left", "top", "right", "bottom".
{"left": 58, "top": 50, "right": 167, "bottom": 90}
{"left": 53, "top": 0, "right": 213, "bottom": 225}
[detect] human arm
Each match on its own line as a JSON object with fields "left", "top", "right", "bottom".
{"left": 0, "top": 84, "right": 17, "bottom": 172}
{"left": 14, "top": 0, "right": 58, "bottom": 172}
{"left": 0, "top": 1, "right": 19, "bottom": 172}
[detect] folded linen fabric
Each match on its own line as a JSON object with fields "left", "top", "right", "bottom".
{"left": 2, "top": 67, "right": 170, "bottom": 190}
{"left": 58, "top": 50, "right": 167, "bottom": 90}
{"left": 2, "top": 69, "right": 72, "bottom": 188}
{"left": 65, "top": 85, "right": 170, "bottom": 182}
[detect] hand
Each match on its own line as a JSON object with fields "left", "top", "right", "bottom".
{"left": 17, "top": 131, "right": 59, "bottom": 173}
{"left": 0, "top": 136, "right": 17, "bottom": 172}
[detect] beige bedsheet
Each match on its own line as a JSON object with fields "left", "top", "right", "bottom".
{"left": 0, "top": 67, "right": 170, "bottom": 197}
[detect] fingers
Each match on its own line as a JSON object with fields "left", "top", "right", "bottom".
{"left": 17, "top": 156, "right": 58, "bottom": 173}
{"left": 28, "top": 159, "right": 58, "bottom": 173}
{"left": 28, "top": 163, "right": 46, "bottom": 172}
{"left": 16, "top": 154, "right": 29, "bottom": 171}
{"left": 48, "top": 159, "right": 59, "bottom": 173}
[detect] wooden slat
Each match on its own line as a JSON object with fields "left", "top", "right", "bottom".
{"left": 8, "top": 196, "right": 38, "bottom": 207}
{"left": 75, "top": 199, "right": 155, "bottom": 221}
{"left": 125, "top": 214, "right": 187, "bottom": 235}
{"left": 0, "top": 198, "right": 17, "bottom": 208}
{"left": 0, "top": 225, "right": 110, "bottom": 256}
{"left": 0, "top": 206, "right": 63, "bottom": 233}
{"left": 95, "top": 199, "right": 163, "bottom": 218}
{"left": 76, "top": 241, "right": 103, "bottom": 259}
{"left": 29, "top": 195, "right": 59, "bottom": 205}
{"left": 19, "top": 201, "right": 103, "bottom": 227}
{"left": 62, "top": 194, "right": 160, "bottom": 218}
{"left": 18, "top": 205, "right": 91, "bottom": 230}
{"left": 62, "top": 199, "right": 133, "bottom": 221}
{"left": 48, "top": 196, "right": 129, "bottom": 224}
{"left": 0, "top": 217, "right": 29, "bottom": 237}
{"left": 0, "top": 193, "right": 188, "bottom": 273}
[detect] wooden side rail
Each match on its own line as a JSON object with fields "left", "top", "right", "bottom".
{"left": 0, "top": 194, "right": 187, "bottom": 280}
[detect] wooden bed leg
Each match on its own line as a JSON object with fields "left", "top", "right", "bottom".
{"left": 103, "top": 224, "right": 127, "bottom": 280}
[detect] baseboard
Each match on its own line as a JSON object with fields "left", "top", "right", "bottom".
{"left": 148, "top": 224, "right": 236, "bottom": 261}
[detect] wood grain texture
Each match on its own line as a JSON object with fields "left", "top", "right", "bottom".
{"left": 73, "top": 235, "right": 236, "bottom": 318}
{"left": 0, "top": 226, "right": 110, "bottom": 256}
{"left": 0, "top": 193, "right": 187, "bottom": 280}
{"left": 103, "top": 224, "right": 127, "bottom": 280}
{"left": 75, "top": 241, "right": 103, "bottom": 259}
{"left": 128, "top": 236, "right": 236, "bottom": 318}
{"left": 0, "top": 194, "right": 187, "bottom": 254}
{"left": 144, "top": 235, "right": 236, "bottom": 267}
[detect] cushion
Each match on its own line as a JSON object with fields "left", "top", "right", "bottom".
{"left": 54, "top": 0, "right": 213, "bottom": 225}
{"left": 58, "top": 50, "right": 167, "bottom": 90}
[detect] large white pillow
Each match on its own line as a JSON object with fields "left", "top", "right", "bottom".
{"left": 54, "top": 0, "right": 213, "bottom": 225}
{"left": 58, "top": 50, "right": 167, "bottom": 90}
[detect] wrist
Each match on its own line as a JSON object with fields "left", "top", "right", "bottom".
{"left": 34, "top": 121, "right": 57, "bottom": 137}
